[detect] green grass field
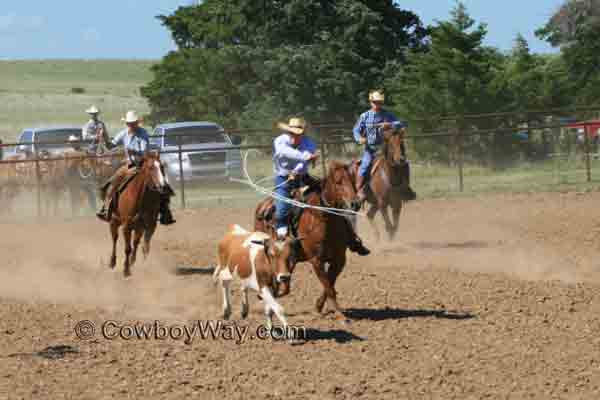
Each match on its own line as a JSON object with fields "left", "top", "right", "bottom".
{"left": 0, "top": 59, "right": 155, "bottom": 142}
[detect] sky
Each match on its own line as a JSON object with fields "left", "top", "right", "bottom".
{"left": 0, "top": 0, "right": 566, "bottom": 60}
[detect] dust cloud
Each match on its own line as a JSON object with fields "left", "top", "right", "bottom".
{"left": 0, "top": 215, "right": 222, "bottom": 322}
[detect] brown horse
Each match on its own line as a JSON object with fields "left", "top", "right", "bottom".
{"left": 108, "top": 151, "right": 166, "bottom": 277}
{"left": 349, "top": 129, "right": 410, "bottom": 241}
{"left": 254, "top": 160, "right": 361, "bottom": 321}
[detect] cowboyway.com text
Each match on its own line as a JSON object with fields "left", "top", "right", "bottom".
{"left": 74, "top": 319, "right": 306, "bottom": 344}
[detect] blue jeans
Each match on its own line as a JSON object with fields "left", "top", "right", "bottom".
{"left": 359, "top": 148, "right": 376, "bottom": 178}
{"left": 274, "top": 175, "right": 294, "bottom": 229}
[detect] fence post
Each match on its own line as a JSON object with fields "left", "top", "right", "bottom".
{"left": 34, "top": 148, "right": 41, "bottom": 217}
{"left": 177, "top": 137, "right": 186, "bottom": 209}
{"left": 456, "top": 120, "right": 464, "bottom": 192}
{"left": 584, "top": 121, "right": 591, "bottom": 182}
{"left": 320, "top": 140, "right": 327, "bottom": 176}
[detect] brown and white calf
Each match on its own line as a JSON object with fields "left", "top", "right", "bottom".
{"left": 213, "top": 224, "right": 299, "bottom": 330}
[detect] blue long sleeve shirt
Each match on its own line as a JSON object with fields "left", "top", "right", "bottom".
{"left": 272, "top": 133, "right": 317, "bottom": 177}
{"left": 111, "top": 127, "right": 150, "bottom": 164}
{"left": 352, "top": 109, "right": 407, "bottom": 148}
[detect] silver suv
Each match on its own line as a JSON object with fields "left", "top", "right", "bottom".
{"left": 150, "top": 121, "right": 242, "bottom": 182}
{"left": 16, "top": 126, "right": 82, "bottom": 156}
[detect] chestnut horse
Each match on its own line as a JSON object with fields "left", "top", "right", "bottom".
{"left": 108, "top": 151, "right": 166, "bottom": 277}
{"left": 254, "top": 160, "right": 360, "bottom": 321}
{"left": 349, "top": 129, "right": 410, "bottom": 241}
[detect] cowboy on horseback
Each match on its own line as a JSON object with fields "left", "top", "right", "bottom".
{"left": 82, "top": 105, "right": 110, "bottom": 154}
{"left": 272, "top": 117, "right": 370, "bottom": 255}
{"left": 96, "top": 110, "right": 176, "bottom": 226}
{"left": 272, "top": 117, "right": 321, "bottom": 240}
{"left": 352, "top": 90, "right": 416, "bottom": 204}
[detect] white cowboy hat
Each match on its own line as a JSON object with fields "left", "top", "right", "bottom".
{"left": 121, "top": 110, "right": 140, "bottom": 124}
{"left": 277, "top": 117, "right": 307, "bottom": 135}
{"left": 368, "top": 91, "right": 385, "bottom": 103}
{"left": 86, "top": 105, "right": 100, "bottom": 114}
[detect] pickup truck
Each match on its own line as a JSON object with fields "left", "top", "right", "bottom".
{"left": 149, "top": 121, "right": 243, "bottom": 182}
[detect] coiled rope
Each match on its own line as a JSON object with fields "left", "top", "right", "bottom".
{"left": 238, "top": 149, "right": 366, "bottom": 218}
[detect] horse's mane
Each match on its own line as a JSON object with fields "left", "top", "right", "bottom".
{"left": 302, "top": 161, "right": 351, "bottom": 206}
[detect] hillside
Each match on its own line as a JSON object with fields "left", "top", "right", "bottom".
{"left": 0, "top": 59, "right": 156, "bottom": 142}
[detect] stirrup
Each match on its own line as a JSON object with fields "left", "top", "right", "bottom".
{"left": 96, "top": 208, "right": 110, "bottom": 222}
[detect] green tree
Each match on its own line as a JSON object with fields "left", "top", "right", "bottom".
{"left": 141, "top": 0, "right": 428, "bottom": 129}
{"left": 388, "top": 2, "right": 500, "bottom": 165}
{"left": 389, "top": 2, "right": 494, "bottom": 118}
{"left": 536, "top": 0, "right": 600, "bottom": 103}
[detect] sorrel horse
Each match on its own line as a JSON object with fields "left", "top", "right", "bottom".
{"left": 108, "top": 151, "right": 166, "bottom": 277}
{"left": 254, "top": 160, "right": 361, "bottom": 321}
{"left": 349, "top": 128, "right": 410, "bottom": 241}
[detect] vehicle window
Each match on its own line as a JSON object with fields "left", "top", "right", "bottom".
{"left": 150, "top": 129, "right": 163, "bottom": 147}
{"left": 164, "top": 126, "right": 226, "bottom": 146}
{"left": 20, "top": 130, "right": 33, "bottom": 144}
{"left": 35, "top": 129, "right": 81, "bottom": 149}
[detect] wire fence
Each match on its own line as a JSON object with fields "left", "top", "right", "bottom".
{"left": 1, "top": 106, "right": 599, "bottom": 219}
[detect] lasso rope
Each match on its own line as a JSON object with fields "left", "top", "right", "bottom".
{"left": 238, "top": 149, "right": 366, "bottom": 218}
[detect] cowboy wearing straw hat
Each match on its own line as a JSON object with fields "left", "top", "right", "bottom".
{"left": 352, "top": 90, "right": 416, "bottom": 203}
{"left": 272, "top": 117, "right": 370, "bottom": 255}
{"left": 96, "top": 110, "right": 176, "bottom": 225}
{"left": 82, "top": 105, "right": 110, "bottom": 154}
{"left": 272, "top": 117, "right": 319, "bottom": 239}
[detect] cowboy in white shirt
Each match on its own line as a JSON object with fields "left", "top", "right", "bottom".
{"left": 96, "top": 111, "right": 175, "bottom": 225}
{"left": 270, "top": 117, "right": 370, "bottom": 255}
{"left": 82, "top": 105, "right": 110, "bottom": 153}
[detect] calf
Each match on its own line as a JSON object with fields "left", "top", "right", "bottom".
{"left": 213, "top": 224, "right": 299, "bottom": 330}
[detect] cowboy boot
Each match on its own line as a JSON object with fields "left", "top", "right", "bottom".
{"left": 344, "top": 218, "right": 370, "bottom": 255}
{"left": 159, "top": 196, "right": 176, "bottom": 225}
{"left": 348, "top": 234, "right": 371, "bottom": 256}
{"left": 400, "top": 161, "right": 416, "bottom": 201}
{"left": 355, "top": 174, "right": 368, "bottom": 204}
{"left": 96, "top": 197, "right": 111, "bottom": 222}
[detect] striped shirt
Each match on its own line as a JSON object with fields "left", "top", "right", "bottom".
{"left": 352, "top": 109, "right": 407, "bottom": 148}
{"left": 111, "top": 127, "right": 150, "bottom": 164}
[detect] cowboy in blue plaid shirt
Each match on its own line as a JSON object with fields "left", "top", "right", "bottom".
{"left": 352, "top": 90, "right": 416, "bottom": 203}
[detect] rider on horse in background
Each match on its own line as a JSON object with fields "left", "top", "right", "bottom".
{"left": 272, "top": 117, "right": 370, "bottom": 255}
{"left": 352, "top": 90, "right": 417, "bottom": 204}
{"left": 96, "top": 110, "right": 176, "bottom": 226}
{"left": 82, "top": 105, "right": 110, "bottom": 154}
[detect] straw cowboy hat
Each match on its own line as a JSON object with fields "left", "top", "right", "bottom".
{"left": 368, "top": 90, "right": 385, "bottom": 103}
{"left": 121, "top": 110, "right": 140, "bottom": 124}
{"left": 86, "top": 105, "right": 100, "bottom": 114}
{"left": 277, "top": 117, "right": 307, "bottom": 135}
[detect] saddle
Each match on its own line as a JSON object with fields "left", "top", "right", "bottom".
{"left": 256, "top": 179, "right": 320, "bottom": 238}
{"left": 349, "top": 158, "right": 385, "bottom": 182}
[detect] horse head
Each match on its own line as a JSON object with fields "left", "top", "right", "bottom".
{"left": 323, "top": 160, "right": 361, "bottom": 212}
{"left": 383, "top": 127, "right": 406, "bottom": 167}
{"left": 141, "top": 151, "right": 166, "bottom": 192}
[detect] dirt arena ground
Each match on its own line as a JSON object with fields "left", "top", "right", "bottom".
{"left": 2, "top": 191, "right": 600, "bottom": 399}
